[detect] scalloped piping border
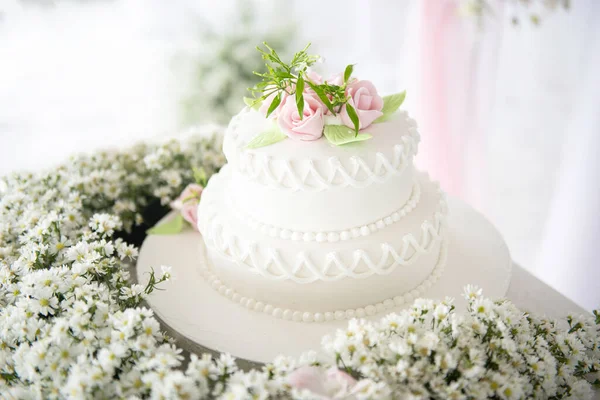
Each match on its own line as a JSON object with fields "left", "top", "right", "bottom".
{"left": 225, "top": 108, "right": 420, "bottom": 192}
{"left": 199, "top": 192, "right": 447, "bottom": 283}
{"left": 229, "top": 180, "right": 421, "bottom": 243}
{"left": 198, "top": 234, "right": 448, "bottom": 323}
{"left": 236, "top": 143, "right": 416, "bottom": 192}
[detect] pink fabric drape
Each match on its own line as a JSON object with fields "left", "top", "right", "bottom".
{"left": 417, "top": 0, "right": 465, "bottom": 196}
{"left": 416, "top": 0, "right": 501, "bottom": 208}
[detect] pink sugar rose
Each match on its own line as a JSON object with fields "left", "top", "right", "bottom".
{"left": 287, "top": 366, "right": 358, "bottom": 399}
{"left": 277, "top": 93, "right": 326, "bottom": 141}
{"left": 180, "top": 203, "right": 199, "bottom": 231}
{"left": 306, "top": 68, "right": 324, "bottom": 85}
{"left": 171, "top": 183, "right": 203, "bottom": 231}
{"left": 287, "top": 366, "right": 328, "bottom": 396}
{"left": 340, "top": 80, "right": 383, "bottom": 130}
{"left": 304, "top": 69, "right": 324, "bottom": 97}
{"left": 325, "top": 72, "right": 344, "bottom": 86}
{"left": 326, "top": 367, "right": 358, "bottom": 390}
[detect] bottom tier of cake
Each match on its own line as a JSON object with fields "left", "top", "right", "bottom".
{"left": 198, "top": 239, "right": 446, "bottom": 323}
{"left": 139, "top": 195, "right": 511, "bottom": 361}
{"left": 198, "top": 166, "right": 448, "bottom": 321}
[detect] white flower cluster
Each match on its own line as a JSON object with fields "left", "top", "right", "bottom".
{"left": 320, "top": 286, "right": 599, "bottom": 399}
{"left": 0, "top": 133, "right": 598, "bottom": 399}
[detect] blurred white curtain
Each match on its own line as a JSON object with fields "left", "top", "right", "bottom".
{"left": 418, "top": 0, "right": 600, "bottom": 310}
{"left": 486, "top": 0, "right": 600, "bottom": 310}
{"left": 534, "top": 0, "right": 600, "bottom": 310}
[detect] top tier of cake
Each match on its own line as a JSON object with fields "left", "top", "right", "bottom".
{"left": 222, "top": 107, "right": 420, "bottom": 233}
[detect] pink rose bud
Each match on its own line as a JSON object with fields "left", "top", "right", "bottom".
{"left": 180, "top": 202, "right": 199, "bottom": 231}
{"left": 171, "top": 183, "right": 204, "bottom": 231}
{"left": 287, "top": 366, "right": 329, "bottom": 395}
{"left": 325, "top": 73, "right": 344, "bottom": 87}
{"left": 287, "top": 366, "right": 358, "bottom": 398}
{"left": 325, "top": 367, "right": 357, "bottom": 388}
{"left": 277, "top": 93, "right": 326, "bottom": 141}
{"left": 340, "top": 80, "right": 383, "bottom": 130}
{"left": 305, "top": 68, "right": 324, "bottom": 85}
{"left": 304, "top": 69, "right": 324, "bottom": 97}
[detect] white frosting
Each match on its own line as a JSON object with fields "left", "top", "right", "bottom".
{"left": 228, "top": 165, "right": 415, "bottom": 232}
{"left": 198, "top": 107, "right": 451, "bottom": 319}
{"left": 227, "top": 179, "right": 422, "bottom": 242}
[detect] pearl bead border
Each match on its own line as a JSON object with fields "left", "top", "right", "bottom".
{"left": 231, "top": 180, "right": 421, "bottom": 243}
{"left": 199, "top": 234, "right": 447, "bottom": 323}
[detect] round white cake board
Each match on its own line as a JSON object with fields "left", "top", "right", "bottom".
{"left": 137, "top": 197, "right": 511, "bottom": 363}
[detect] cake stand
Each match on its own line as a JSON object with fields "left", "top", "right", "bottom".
{"left": 136, "top": 197, "right": 511, "bottom": 364}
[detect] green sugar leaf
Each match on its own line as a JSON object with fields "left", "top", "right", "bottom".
{"left": 381, "top": 91, "right": 406, "bottom": 115}
{"left": 243, "top": 97, "right": 261, "bottom": 110}
{"left": 245, "top": 123, "right": 287, "bottom": 149}
{"left": 374, "top": 91, "right": 406, "bottom": 123}
{"left": 345, "top": 102, "right": 360, "bottom": 134}
{"left": 265, "top": 92, "right": 282, "bottom": 118}
{"left": 323, "top": 125, "right": 372, "bottom": 146}
{"left": 147, "top": 214, "right": 185, "bottom": 235}
{"left": 344, "top": 64, "right": 354, "bottom": 83}
{"left": 295, "top": 75, "right": 305, "bottom": 119}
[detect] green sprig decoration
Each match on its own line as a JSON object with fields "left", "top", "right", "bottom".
{"left": 247, "top": 43, "right": 320, "bottom": 120}
{"left": 306, "top": 66, "right": 361, "bottom": 135}
{"left": 247, "top": 43, "right": 362, "bottom": 134}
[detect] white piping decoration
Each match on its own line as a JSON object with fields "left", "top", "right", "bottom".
{"left": 225, "top": 109, "right": 420, "bottom": 192}
{"left": 200, "top": 193, "right": 447, "bottom": 284}
{"left": 230, "top": 180, "right": 421, "bottom": 243}
{"left": 199, "top": 236, "right": 448, "bottom": 323}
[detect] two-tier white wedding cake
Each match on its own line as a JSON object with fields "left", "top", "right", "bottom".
{"left": 198, "top": 108, "right": 448, "bottom": 322}
{"left": 193, "top": 44, "right": 508, "bottom": 326}
{"left": 137, "top": 44, "right": 511, "bottom": 360}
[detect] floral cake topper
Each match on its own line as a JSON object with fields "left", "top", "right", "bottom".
{"left": 244, "top": 43, "right": 406, "bottom": 148}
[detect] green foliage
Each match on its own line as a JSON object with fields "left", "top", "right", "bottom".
{"left": 179, "top": 1, "right": 295, "bottom": 125}
{"left": 343, "top": 64, "right": 354, "bottom": 83}
{"left": 266, "top": 92, "right": 282, "bottom": 118}
{"left": 249, "top": 43, "right": 358, "bottom": 121}
{"left": 193, "top": 166, "right": 208, "bottom": 186}
{"left": 243, "top": 97, "right": 261, "bottom": 110}
{"left": 295, "top": 75, "right": 305, "bottom": 119}
{"left": 307, "top": 81, "right": 335, "bottom": 114}
{"left": 345, "top": 102, "right": 360, "bottom": 134}
{"left": 248, "top": 42, "right": 319, "bottom": 118}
